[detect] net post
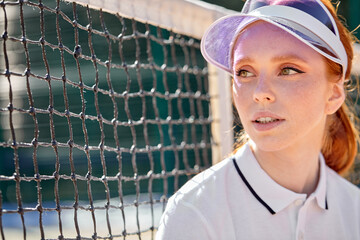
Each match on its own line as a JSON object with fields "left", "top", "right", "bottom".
{"left": 353, "top": 44, "right": 360, "bottom": 75}
{"left": 208, "top": 64, "right": 234, "bottom": 165}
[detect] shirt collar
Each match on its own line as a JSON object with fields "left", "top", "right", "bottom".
{"left": 233, "top": 143, "right": 328, "bottom": 214}
{"left": 312, "top": 153, "right": 328, "bottom": 210}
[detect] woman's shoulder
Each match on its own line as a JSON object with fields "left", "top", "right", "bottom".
{"left": 173, "top": 157, "right": 234, "bottom": 201}
{"left": 326, "top": 166, "right": 360, "bottom": 207}
{"left": 172, "top": 144, "right": 251, "bottom": 203}
{"left": 157, "top": 157, "right": 238, "bottom": 240}
{"left": 327, "top": 167, "right": 360, "bottom": 192}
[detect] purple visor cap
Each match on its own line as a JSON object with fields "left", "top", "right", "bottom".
{"left": 201, "top": 16, "right": 258, "bottom": 73}
{"left": 200, "top": 0, "right": 348, "bottom": 77}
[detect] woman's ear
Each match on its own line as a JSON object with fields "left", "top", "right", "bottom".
{"left": 326, "top": 78, "right": 345, "bottom": 115}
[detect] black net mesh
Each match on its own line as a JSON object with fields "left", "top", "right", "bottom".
{"left": 0, "top": 0, "right": 212, "bottom": 239}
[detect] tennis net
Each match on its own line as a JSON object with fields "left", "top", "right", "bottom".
{"left": 0, "top": 0, "right": 236, "bottom": 239}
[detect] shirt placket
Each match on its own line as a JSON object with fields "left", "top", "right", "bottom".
{"left": 295, "top": 196, "right": 315, "bottom": 240}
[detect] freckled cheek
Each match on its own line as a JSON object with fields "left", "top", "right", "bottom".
{"left": 232, "top": 83, "right": 252, "bottom": 119}
{"left": 233, "top": 77, "right": 242, "bottom": 88}
{"left": 295, "top": 82, "right": 320, "bottom": 100}
{"left": 232, "top": 82, "right": 249, "bottom": 105}
{"left": 232, "top": 79, "right": 254, "bottom": 97}
{"left": 280, "top": 82, "right": 323, "bottom": 111}
{"left": 232, "top": 84, "right": 241, "bottom": 110}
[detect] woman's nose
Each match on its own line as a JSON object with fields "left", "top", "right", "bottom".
{"left": 253, "top": 77, "right": 275, "bottom": 104}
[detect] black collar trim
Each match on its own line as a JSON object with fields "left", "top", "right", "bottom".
{"left": 325, "top": 196, "right": 328, "bottom": 210}
{"left": 232, "top": 158, "right": 276, "bottom": 215}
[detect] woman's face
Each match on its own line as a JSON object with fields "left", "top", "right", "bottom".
{"left": 232, "top": 21, "right": 343, "bottom": 152}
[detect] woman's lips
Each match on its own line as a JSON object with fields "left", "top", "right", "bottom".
{"left": 251, "top": 113, "right": 285, "bottom": 131}
{"left": 252, "top": 119, "right": 285, "bottom": 131}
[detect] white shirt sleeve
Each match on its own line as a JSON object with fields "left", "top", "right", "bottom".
{"left": 156, "top": 195, "right": 215, "bottom": 240}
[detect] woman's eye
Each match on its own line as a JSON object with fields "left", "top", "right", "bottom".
{"left": 280, "top": 67, "right": 303, "bottom": 75}
{"left": 236, "top": 70, "right": 254, "bottom": 78}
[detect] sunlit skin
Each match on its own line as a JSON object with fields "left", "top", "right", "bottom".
{"left": 232, "top": 21, "right": 345, "bottom": 195}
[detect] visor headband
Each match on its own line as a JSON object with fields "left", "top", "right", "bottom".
{"left": 243, "top": 0, "right": 339, "bottom": 36}
{"left": 200, "top": 0, "right": 349, "bottom": 78}
{"left": 249, "top": 5, "right": 347, "bottom": 74}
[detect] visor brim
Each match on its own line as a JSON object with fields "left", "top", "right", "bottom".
{"left": 201, "top": 13, "right": 346, "bottom": 75}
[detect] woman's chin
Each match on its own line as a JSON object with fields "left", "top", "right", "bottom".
{"left": 249, "top": 137, "right": 290, "bottom": 153}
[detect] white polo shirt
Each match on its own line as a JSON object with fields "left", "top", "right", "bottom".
{"left": 156, "top": 143, "right": 360, "bottom": 240}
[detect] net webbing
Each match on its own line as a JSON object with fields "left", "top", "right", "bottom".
{"left": 0, "top": 0, "right": 212, "bottom": 239}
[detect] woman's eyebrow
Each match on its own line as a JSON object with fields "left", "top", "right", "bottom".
{"left": 234, "top": 54, "right": 308, "bottom": 67}
{"left": 271, "top": 54, "right": 308, "bottom": 63}
{"left": 234, "top": 57, "right": 255, "bottom": 67}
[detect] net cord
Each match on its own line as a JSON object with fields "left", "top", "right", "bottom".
{"left": 62, "top": 0, "right": 236, "bottom": 40}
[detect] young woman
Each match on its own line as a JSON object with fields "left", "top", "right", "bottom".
{"left": 156, "top": 0, "right": 360, "bottom": 239}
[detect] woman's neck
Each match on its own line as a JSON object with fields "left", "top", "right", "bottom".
{"left": 250, "top": 141, "right": 321, "bottom": 196}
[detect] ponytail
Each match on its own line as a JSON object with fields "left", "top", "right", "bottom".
{"left": 321, "top": 104, "right": 358, "bottom": 175}
{"left": 320, "top": 0, "right": 359, "bottom": 176}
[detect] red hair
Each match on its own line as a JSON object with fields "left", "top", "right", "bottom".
{"left": 319, "top": 0, "right": 359, "bottom": 175}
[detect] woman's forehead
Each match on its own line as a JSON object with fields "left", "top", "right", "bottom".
{"left": 235, "top": 21, "right": 314, "bottom": 53}
{"left": 254, "top": 0, "right": 304, "bottom": 5}
{"left": 233, "top": 21, "right": 323, "bottom": 64}
{"left": 236, "top": 21, "right": 292, "bottom": 42}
